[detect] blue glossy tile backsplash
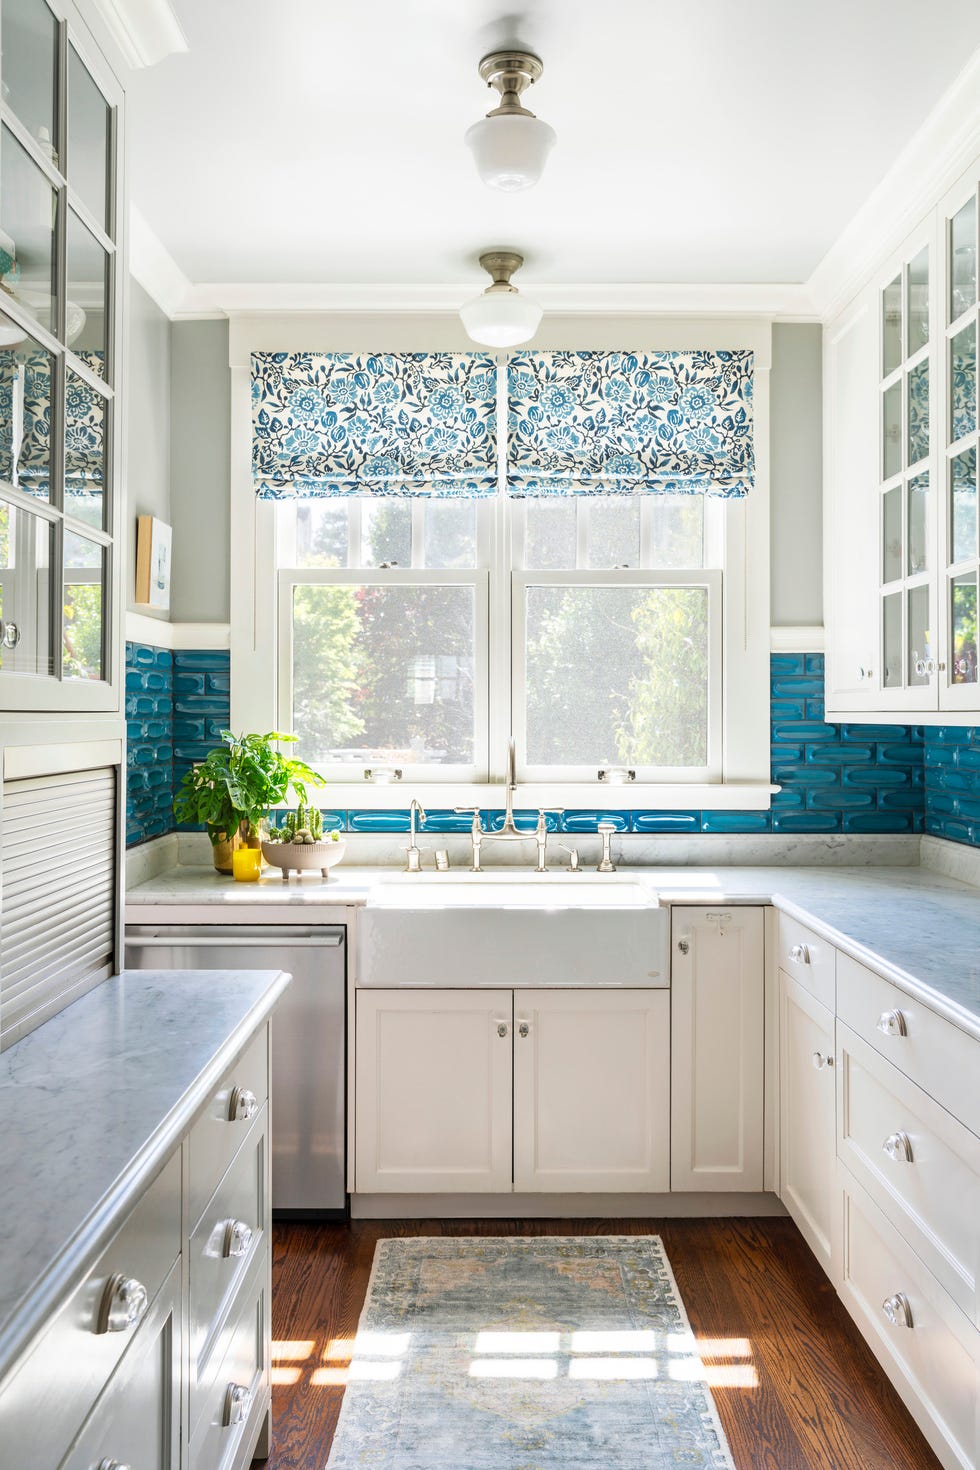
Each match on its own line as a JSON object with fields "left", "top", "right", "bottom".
{"left": 125, "top": 646, "right": 943, "bottom": 847}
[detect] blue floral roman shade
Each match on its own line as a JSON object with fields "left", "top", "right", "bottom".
{"left": 251, "top": 351, "right": 498, "bottom": 499}
{"left": 506, "top": 350, "right": 754, "bottom": 497}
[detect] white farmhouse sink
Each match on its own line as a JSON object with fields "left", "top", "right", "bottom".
{"left": 360, "top": 872, "right": 668, "bottom": 988}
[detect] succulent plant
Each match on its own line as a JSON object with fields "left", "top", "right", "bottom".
{"left": 271, "top": 803, "right": 341, "bottom": 846}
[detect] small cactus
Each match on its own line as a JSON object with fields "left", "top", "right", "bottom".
{"left": 277, "top": 803, "right": 324, "bottom": 845}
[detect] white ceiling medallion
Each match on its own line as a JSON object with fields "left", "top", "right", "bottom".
{"left": 465, "top": 50, "right": 556, "bottom": 192}
{"left": 89, "top": 0, "right": 188, "bottom": 69}
{"left": 460, "top": 251, "right": 543, "bottom": 347}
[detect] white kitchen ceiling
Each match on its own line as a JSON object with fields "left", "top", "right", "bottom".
{"left": 125, "top": 0, "right": 980, "bottom": 291}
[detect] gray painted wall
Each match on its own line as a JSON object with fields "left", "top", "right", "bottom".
{"left": 770, "top": 322, "right": 822, "bottom": 626}
{"left": 170, "top": 320, "right": 231, "bottom": 622}
{"left": 125, "top": 279, "right": 172, "bottom": 621}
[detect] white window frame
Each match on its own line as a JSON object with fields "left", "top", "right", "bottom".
{"left": 229, "top": 315, "right": 774, "bottom": 810}
{"left": 277, "top": 564, "right": 490, "bottom": 785}
{"left": 512, "top": 568, "right": 723, "bottom": 784}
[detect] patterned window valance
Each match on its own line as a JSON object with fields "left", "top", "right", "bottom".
{"left": 251, "top": 351, "right": 498, "bottom": 499}
{"left": 506, "top": 350, "right": 754, "bottom": 498}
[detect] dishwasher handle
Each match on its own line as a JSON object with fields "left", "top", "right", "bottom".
{"left": 128, "top": 934, "right": 342, "bottom": 949}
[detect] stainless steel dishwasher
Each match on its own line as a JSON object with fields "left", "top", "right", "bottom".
{"left": 125, "top": 923, "right": 347, "bottom": 1218}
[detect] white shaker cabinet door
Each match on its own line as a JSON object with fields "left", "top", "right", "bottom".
{"left": 512, "top": 989, "right": 670, "bottom": 1193}
{"left": 354, "top": 989, "right": 513, "bottom": 1193}
{"left": 779, "top": 970, "right": 837, "bottom": 1275}
{"left": 671, "top": 907, "right": 765, "bottom": 1192}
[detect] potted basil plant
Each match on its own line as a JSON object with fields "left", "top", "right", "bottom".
{"left": 173, "top": 730, "right": 325, "bottom": 874}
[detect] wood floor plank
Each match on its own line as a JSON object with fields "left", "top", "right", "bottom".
{"left": 256, "top": 1218, "right": 943, "bottom": 1470}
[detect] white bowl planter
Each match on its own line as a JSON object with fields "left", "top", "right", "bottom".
{"left": 261, "top": 837, "right": 347, "bottom": 880}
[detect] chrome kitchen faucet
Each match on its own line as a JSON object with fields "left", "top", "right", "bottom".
{"left": 455, "top": 738, "right": 562, "bottom": 872}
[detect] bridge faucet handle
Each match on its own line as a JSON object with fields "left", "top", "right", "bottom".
{"left": 597, "top": 821, "right": 617, "bottom": 873}
{"left": 453, "top": 807, "right": 483, "bottom": 830}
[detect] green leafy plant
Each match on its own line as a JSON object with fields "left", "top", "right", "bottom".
{"left": 173, "top": 730, "right": 325, "bottom": 847}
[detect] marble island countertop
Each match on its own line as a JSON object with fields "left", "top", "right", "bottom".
{"left": 127, "top": 859, "right": 980, "bottom": 1039}
{"left": 0, "top": 966, "right": 290, "bottom": 1386}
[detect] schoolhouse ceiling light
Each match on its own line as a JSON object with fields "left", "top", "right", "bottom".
{"left": 459, "top": 251, "right": 543, "bottom": 347}
{"left": 464, "top": 50, "right": 556, "bottom": 192}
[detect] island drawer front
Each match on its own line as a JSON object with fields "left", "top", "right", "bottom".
{"left": 189, "top": 1103, "right": 267, "bottom": 1430}
{"left": 188, "top": 1025, "right": 269, "bottom": 1233}
{"left": 0, "top": 1149, "right": 181, "bottom": 1470}
{"left": 837, "top": 953, "right": 980, "bottom": 1138}
{"left": 778, "top": 913, "right": 835, "bottom": 1011}
{"left": 58, "top": 1258, "right": 181, "bottom": 1470}
{"left": 839, "top": 1170, "right": 980, "bottom": 1470}
{"left": 839, "top": 1023, "right": 980, "bottom": 1326}
{"left": 189, "top": 1246, "right": 269, "bottom": 1470}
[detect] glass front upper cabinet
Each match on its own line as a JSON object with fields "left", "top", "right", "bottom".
{"left": 0, "top": 0, "right": 119, "bottom": 710}
{"left": 879, "top": 241, "right": 932, "bottom": 695}
{"left": 945, "top": 185, "right": 980, "bottom": 695}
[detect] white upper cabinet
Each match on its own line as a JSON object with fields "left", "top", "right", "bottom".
{"left": 824, "top": 154, "right": 980, "bottom": 720}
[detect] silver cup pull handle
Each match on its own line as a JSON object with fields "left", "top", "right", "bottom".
{"left": 222, "top": 1219, "right": 254, "bottom": 1258}
{"left": 96, "top": 1274, "right": 148, "bottom": 1334}
{"left": 882, "top": 1292, "right": 913, "bottom": 1329}
{"left": 223, "top": 1382, "right": 253, "bottom": 1427}
{"left": 876, "top": 1009, "right": 908, "bottom": 1037}
{"left": 228, "top": 1085, "right": 258, "bottom": 1122}
{"left": 789, "top": 943, "right": 811, "bottom": 965}
{"left": 883, "top": 1131, "right": 914, "bottom": 1163}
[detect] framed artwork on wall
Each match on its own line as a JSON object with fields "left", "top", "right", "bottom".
{"left": 135, "top": 515, "right": 172, "bottom": 610}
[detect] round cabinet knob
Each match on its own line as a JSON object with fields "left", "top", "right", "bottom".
{"left": 518, "top": 1022, "right": 530, "bottom": 1038}
{"left": 96, "top": 1274, "right": 149, "bottom": 1334}
{"left": 789, "top": 944, "right": 811, "bottom": 965}
{"left": 876, "top": 1008, "right": 908, "bottom": 1038}
{"left": 811, "top": 1051, "right": 834, "bottom": 1070}
{"left": 677, "top": 938, "right": 690, "bottom": 955}
{"left": 496, "top": 1021, "right": 508, "bottom": 1038}
{"left": 883, "top": 1130, "right": 914, "bottom": 1163}
{"left": 98, "top": 1460, "right": 133, "bottom": 1470}
{"left": 882, "top": 1292, "right": 914, "bottom": 1329}
{"left": 228, "top": 1086, "right": 258, "bottom": 1122}
{"left": 224, "top": 1382, "right": 253, "bottom": 1427}
{"left": 2, "top": 619, "right": 20, "bottom": 648}
{"left": 222, "top": 1219, "right": 254, "bottom": 1259}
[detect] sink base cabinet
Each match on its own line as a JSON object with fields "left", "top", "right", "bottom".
{"left": 354, "top": 988, "right": 670, "bottom": 1195}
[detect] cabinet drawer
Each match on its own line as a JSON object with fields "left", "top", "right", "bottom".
{"left": 839, "top": 1022, "right": 980, "bottom": 1326}
{"left": 0, "top": 1149, "right": 181, "bottom": 1470}
{"left": 837, "top": 953, "right": 980, "bottom": 1137}
{"left": 188, "top": 1024, "right": 268, "bottom": 1231}
{"left": 190, "top": 1247, "right": 269, "bottom": 1470}
{"left": 778, "top": 913, "right": 835, "bottom": 1011}
{"left": 189, "top": 1104, "right": 267, "bottom": 1427}
{"left": 59, "top": 1258, "right": 181, "bottom": 1470}
{"left": 840, "top": 1170, "right": 980, "bottom": 1470}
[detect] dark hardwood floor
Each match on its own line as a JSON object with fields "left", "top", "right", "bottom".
{"left": 258, "top": 1217, "right": 942, "bottom": 1470}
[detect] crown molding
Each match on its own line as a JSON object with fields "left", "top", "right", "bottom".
{"left": 806, "top": 46, "right": 980, "bottom": 322}
{"left": 129, "top": 204, "right": 207, "bottom": 319}
{"left": 87, "top": 0, "right": 187, "bottom": 68}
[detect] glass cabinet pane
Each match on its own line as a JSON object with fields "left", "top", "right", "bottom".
{"left": 67, "top": 46, "right": 111, "bottom": 235}
{"left": 882, "top": 485, "right": 903, "bottom": 582}
{"left": 0, "top": 0, "right": 58, "bottom": 166}
{"left": 908, "top": 248, "right": 929, "bottom": 354}
{"left": 907, "top": 584, "right": 931, "bottom": 687}
{"left": 883, "top": 274, "right": 902, "bottom": 376}
{"left": 361, "top": 499, "right": 411, "bottom": 567}
{"left": 908, "top": 472, "right": 928, "bottom": 574}
{"left": 423, "top": 500, "right": 477, "bottom": 569}
{"left": 525, "top": 499, "right": 577, "bottom": 569}
{"left": 648, "top": 496, "right": 704, "bottom": 568}
{"left": 882, "top": 591, "right": 903, "bottom": 687}
{"left": 951, "top": 572, "right": 978, "bottom": 684}
{"left": 64, "top": 365, "right": 105, "bottom": 527}
{"left": 951, "top": 447, "right": 977, "bottom": 565}
{"left": 950, "top": 320, "right": 977, "bottom": 444}
{"left": 62, "top": 527, "right": 104, "bottom": 679}
{"left": 950, "top": 195, "right": 977, "bottom": 323}
{"left": 66, "top": 210, "right": 108, "bottom": 373}
{"left": 882, "top": 380, "right": 902, "bottom": 479}
{"left": 0, "top": 125, "right": 57, "bottom": 333}
{"left": 907, "top": 359, "right": 929, "bottom": 465}
{"left": 0, "top": 318, "right": 53, "bottom": 502}
{"left": 0, "top": 496, "right": 53, "bottom": 673}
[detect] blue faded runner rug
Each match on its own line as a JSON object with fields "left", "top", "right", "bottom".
{"left": 326, "top": 1236, "right": 737, "bottom": 1469}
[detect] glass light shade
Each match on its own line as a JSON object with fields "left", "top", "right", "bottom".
{"left": 464, "top": 114, "right": 557, "bottom": 192}
{"left": 459, "top": 286, "right": 543, "bottom": 348}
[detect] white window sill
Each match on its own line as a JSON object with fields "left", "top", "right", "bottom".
{"left": 314, "top": 783, "right": 779, "bottom": 812}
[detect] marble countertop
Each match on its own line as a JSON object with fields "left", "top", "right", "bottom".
{"left": 127, "top": 860, "right": 980, "bottom": 1037}
{"left": 0, "top": 966, "right": 290, "bottom": 1385}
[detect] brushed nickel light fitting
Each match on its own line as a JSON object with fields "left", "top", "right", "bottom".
{"left": 465, "top": 49, "right": 556, "bottom": 192}
{"left": 459, "top": 250, "right": 543, "bottom": 347}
